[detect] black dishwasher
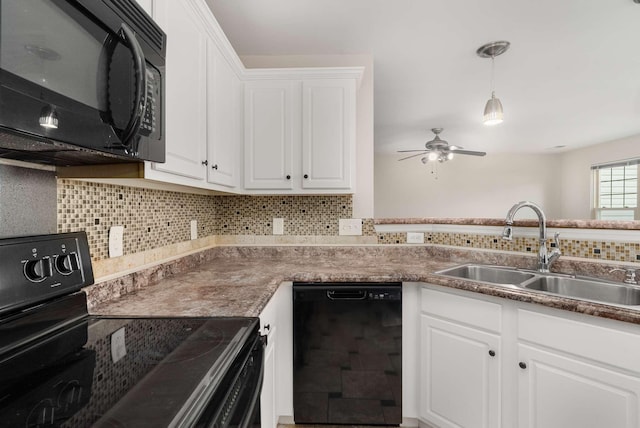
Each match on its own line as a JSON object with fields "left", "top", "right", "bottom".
{"left": 293, "top": 282, "right": 402, "bottom": 425}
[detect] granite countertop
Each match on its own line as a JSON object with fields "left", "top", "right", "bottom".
{"left": 374, "top": 217, "right": 640, "bottom": 230}
{"left": 88, "top": 246, "right": 640, "bottom": 325}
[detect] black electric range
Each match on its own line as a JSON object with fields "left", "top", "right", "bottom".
{"left": 0, "top": 232, "right": 264, "bottom": 427}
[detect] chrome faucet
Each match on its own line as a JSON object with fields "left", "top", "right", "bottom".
{"left": 502, "top": 201, "right": 561, "bottom": 273}
{"left": 609, "top": 267, "right": 639, "bottom": 285}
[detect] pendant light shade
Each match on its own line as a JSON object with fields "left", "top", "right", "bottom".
{"left": 477, "top": 41, "right": 510, "bottom": 126}
{"left": 483, "top": 91, "right": 504, "bottom": 126}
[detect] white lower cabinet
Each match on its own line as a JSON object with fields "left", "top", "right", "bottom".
{"left": 517, "top": 308, "right": 640, "bottom": 428}
{"left": 259, "top": 283, "right": 293, "bottom": 428}
{"left": 419, "top": 283, "right": 640, "bottom": 428}
{"left": 420, "top": 287, "right": 502, "bottom": 428}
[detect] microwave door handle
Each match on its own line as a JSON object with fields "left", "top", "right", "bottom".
{"left": 116, "top": 23, "right": 147, "bottom": 148}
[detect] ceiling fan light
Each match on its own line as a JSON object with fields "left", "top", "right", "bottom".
{"left": 39, "top": 105, "right": 58, "bottom": 129}
{"left": 483, "top": 92, "right": 503, "bottom": 126}
{"left": 427, "top": 151, "right": 439, "bottom": 161}
{"left": 446, "top": 152, "right": 454, "bottom": 160}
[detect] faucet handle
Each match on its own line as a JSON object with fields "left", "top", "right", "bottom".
{"left": 609, "top": 267, "right": 638, "bottom": 285}
{"left": 552, "top": 232, "right": 560, "bottom": 249}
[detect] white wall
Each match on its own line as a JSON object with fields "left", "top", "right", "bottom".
{"left": 375, "top": 133, "right": 640, "bottom": 220}
{"left": 240, "top": 54, "right": 375, "bottom": 219}
{"left": 558, "top": 134, "right": 640, "bottom": 219}
{"left": 374, "top": 153, "right": 562, "bottom": 219}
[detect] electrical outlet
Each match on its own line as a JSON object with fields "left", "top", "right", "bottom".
{"left": 407, "top": 232, "right": 425, "bottom": 244}
{"left": 111, "top": 327, "right": 127, "bottom": 363}
{"left": 190, "top": 220, "right": 198, "bottom": 240}
{"left": 273, "top": 218, "right": 284, "bottom": 235}
{"left": 108, "top": 226, "right": 124, "bottom": 257}
{"left": 339, "top": 219, "right": 362, "bottom": 236}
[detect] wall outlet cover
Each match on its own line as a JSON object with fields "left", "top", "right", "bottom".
{"left": 339, "top": 219, "right": 362, "bottom": 236}
{"left": 108, "top": 226, "right": 124, "bottom": 258}
{"left": 407, "top": 232, "right": 425, "bottom": 244}
{"left": 273, "top": 218, "right": 284, "bottom": 235}
{"left": 190, "top": 220, "right": 198, "bottom": 240}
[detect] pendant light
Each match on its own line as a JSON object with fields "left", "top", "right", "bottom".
{"left": 477, "top": 41, "right": 510, "bottom": 126}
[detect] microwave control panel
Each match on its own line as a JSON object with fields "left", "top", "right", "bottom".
{"left": 139, "top": 65, "right": 161, "bottom": 140}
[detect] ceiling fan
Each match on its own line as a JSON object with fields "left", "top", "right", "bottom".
{"left": 398, "top": 128, "right": 486, "bottom": 163}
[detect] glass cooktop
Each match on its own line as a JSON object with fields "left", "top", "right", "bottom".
{"left": 0, "top": 305, "right": 257, "bottom": 427}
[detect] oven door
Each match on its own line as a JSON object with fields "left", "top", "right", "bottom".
{"left": 0, "top": 0, "right": 164, "bottom": 163}
{"left": 195, "top": 332, "right": 266, "bottom": 428}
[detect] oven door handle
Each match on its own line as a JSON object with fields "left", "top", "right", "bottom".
{"left": 237, "top": 335, "right": 266, "bottom": 428}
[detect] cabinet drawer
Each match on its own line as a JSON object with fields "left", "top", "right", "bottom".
{"left": 421, "top": 287, "right": 502, "bottom": 333}
{"left": 518, "top": 308, "right": 640, "bottom": 373}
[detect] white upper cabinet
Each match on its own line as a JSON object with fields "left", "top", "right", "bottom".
{"left": 301, "top": 79, "right": 355, "bottom": 190}
{"left": 207, "top": 43, "right": 241, "bottom": 188}
{"left": 148, "top": 0, "right": 207, "bottom": 181}
{"left": 244, "top": 81, "right": 298, "bottom": 190}
{"left": 134, "top": 0, "right": 362, "bottom": 195}
{"left": 243, "top": 76, "right": 358, "bottom": 194}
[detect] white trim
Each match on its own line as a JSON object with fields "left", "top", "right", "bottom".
{"left": 374, "top": 223, "right": 640, "bottom": 243}
{"left": 242, "top": 66, "right": 365, "bottom": 83}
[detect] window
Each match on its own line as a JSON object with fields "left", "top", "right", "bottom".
{"left": 592, "top": 160, "right": 639, "bottom": 220}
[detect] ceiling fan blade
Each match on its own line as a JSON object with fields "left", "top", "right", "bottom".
{"left": 451, "top": 149, "right": 486, "bottom": 156}
{"left": 398, "top": 152, "right": 427, "bottom": 161}
{"left": 397, "top": 149, "right": 428, "bottom": 153}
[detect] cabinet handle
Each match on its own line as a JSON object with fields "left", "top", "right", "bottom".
{"left": 303, "top": 174, "right": 309, "bottom": 179}
{"left": 211, "top": 164, "right": 218, "bottom": 170}
{"left": 264, "top": 324, "right": 270, "bottom": 331}
{"left": 488, "top": 350, "right": 496, "bottom": 357}
{"left": 286, "top": 175, "right": 291, "bottom": 180}
{"left": 201, "top": 160, "right": 208, "bottom": 166}
{"left": 519, "top": 362, "right": 527, "bottom": 369}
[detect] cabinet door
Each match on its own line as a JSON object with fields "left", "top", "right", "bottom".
{"left": 244, "top": 81, "right": 299, "bottom": 190}
{"left": 207, "top": 43, "right": 240, "bottom": 187}
{"left": 518, "top": 343, "right": 640, "bottom": 428}
{"left": 420, "top": 314, "right": 501, "bottom": 428}
{"left": 261, "top": 332, "right": 277, "bottom": 428}
{"left": 260, "top": 289, "right": 279, "bottom": 428}
{"left": 150, "top": 0, "right": 207, "bottom": 180}
{"left": 301, "top": 79, "right": 355, "bottom": 189}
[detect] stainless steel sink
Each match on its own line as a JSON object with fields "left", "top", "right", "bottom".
{"left": 436, "top": 264, "right": 536, "bottom": 285}
{"left": 522, "top": 276, "right": 640, "bottom": 306}
{"left": 436, "top": 264, "right": 640, "bottom": 308}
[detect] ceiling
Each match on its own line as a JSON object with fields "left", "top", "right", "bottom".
{"left": 206, "top": 0, "right": 640, "bottom": 155}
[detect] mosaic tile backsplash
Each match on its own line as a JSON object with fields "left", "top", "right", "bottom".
{"left": 57, "top": 180, "right": 639, "bottom": 263}
{"left": 58, "top": 180, "right": 354, "bottom": 260}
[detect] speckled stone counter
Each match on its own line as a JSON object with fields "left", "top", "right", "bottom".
{"left": 87, "top": 245, "right": 640, "bottom": 325}
{"left": 374, "top": 217, "right": 640, "bottom": 230}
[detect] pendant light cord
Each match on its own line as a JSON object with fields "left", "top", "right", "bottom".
{"left": 490, "top": 55, "right": 495, "bottom": 96}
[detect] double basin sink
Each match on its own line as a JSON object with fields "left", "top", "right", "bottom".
{"left": 436, "top": 264, "right": 640, "bottom": 308}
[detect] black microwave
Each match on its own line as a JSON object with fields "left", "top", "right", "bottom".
{"left": 0, "top": 0, "right": 166, "bottom": 166}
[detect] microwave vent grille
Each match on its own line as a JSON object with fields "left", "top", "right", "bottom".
{"left": 110, "top": 0, "right": 165, "bottom": 54}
